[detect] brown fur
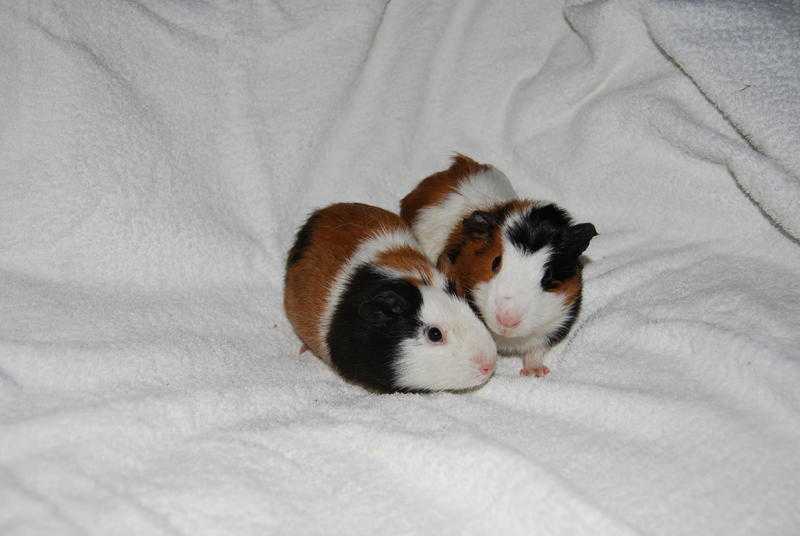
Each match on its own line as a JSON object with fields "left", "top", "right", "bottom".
{"left": 400, "top": 154, "right": 490, "bottom": 225}
{"left": 502, "top": 198, "right": 536, "bottom": 215}
{"left": 439, "top": 224, "right": 503, "bottom": 296}
{"left": 401, "top": 152, "right": 536, "bottom": 302}
{"left": 402, "top": 155, "right": 590, "bottom": 361}
{"left": 435, "top": 198, "right": 582, "bottom": 310}
{"left": 283, "top": 203, "right": 407, "bottom": 362}
{"left": 551, "top": 274, "right": 582, "bottom": 305}
{"left": 437, "top": 200, "right": 532, "bottom": 298}
{"left": 375, "top": 246, "right": 433, "bottom": 285}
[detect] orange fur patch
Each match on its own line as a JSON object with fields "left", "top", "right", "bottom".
{"left": 375, "top": 246, "right": 433, "bottom": 285}
{"left": 550, "top": 274, "right": 582, "bottom": 305}
{"left": 400, "top": 154, "right": 490, "bottom": 226}
{"left": 438, "top": 224, "right": 504, "bottom": 296}
{"left": 283, "top": 203, "right": 406, "bottom": 362}
{"left": 435, "top": 200, "right": 537, "bottom": 298}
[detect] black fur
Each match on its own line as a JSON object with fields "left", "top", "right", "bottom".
{"left": 463, "top": 288, "right": 485, "bottom": 326}
{"left": 506, "top": 204, "right": 597, "bottom": 289}
{"left": 546, "top": 294, "right": 582, "bottom": 347}
{"left": 446, "top": 244, "right": 461, "bottom": 264}
{"left": 286, "top": 210, "right": 321, "bottom": 270}
{"left": 447, "top": 208, "right": 509, "bottom": 264}
{"left": 445, "top": 278, "right": 459, "bottom": 297}
{"left": 543, "top": 223, "right": 597, "bottom": 289}
{"left": 506, "top": 204, "right": 572, "bottom": 255}
{"left": 327, "top": 264, "right": 424, "bottom": 393}
{"left": 462, "top": 210, "right": 497, "bottom": 238}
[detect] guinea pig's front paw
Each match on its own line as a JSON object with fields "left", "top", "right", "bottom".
{"left": 520, "top": 365, "right": 550, "bottom": 377}
{"left": 520, "top": 351, "right": 550, "bottom": 377}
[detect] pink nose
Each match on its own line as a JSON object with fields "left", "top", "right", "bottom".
{"left": 474, "top": 355, "right": 496, "bottom": 376}
{"left": 496, "top": 310, "right": 521, "bottom": 328}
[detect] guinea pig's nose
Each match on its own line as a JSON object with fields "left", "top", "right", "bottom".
{"left": 496, "top": 309, "right": 522, "bottom": 329}
{"left": 473, "top": 355, "right": 496, "bottom": 376}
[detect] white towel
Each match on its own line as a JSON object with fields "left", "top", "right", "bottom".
{"left": 2, "top": 1, "right": 799, "bottom": 534}
{"left": 642, "top": 0, "right": 800, "bottom": 239}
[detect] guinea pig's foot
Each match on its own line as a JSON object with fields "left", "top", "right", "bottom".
{"left": 520, "top": 366, "right": 550, "bottom": 377}
{"left": 299, "top": 343, "right": 309, "bottom": 355}
{"left": 521, "top": 351, "right": 550, "bottom": 377}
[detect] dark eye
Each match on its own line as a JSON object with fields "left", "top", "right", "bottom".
{"left": 426, "top": 326, "right": 443, "bottom": 343}
{"left": 491, "top": 255, "right": 502, "bottom": 273}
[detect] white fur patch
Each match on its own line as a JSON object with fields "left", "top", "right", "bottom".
{"left": 412, "top": 167, "right": 517, "bottom": 261}
{"left": 472, "top": 236, "right": 572, "bottom": 355}
{"left": 394, "top": 285, "right": 497, "bottom": 391}
{"left": 318, "top": 228, "right": 418, "bottom": 358}
{"left": 318, "top": 225, "right": 497, "bottom": 390}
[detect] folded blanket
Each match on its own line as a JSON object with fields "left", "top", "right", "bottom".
{"left": 643, "top": 0, "right": 800, "bottom": 240}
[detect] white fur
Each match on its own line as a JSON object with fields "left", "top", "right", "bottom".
{"left": 394, "top": 285, "right": 497, "bottom": 391}
{"left": 472, "top": 235, "right": 572, "bottom": 356}
{"left": 412, "top": 166, "right": 517, "bottom": 260}
{"left": 318, "top": 227, "right": 418, "bottom": 359}
{"left": 318, "top": 228, "right": 497, "bottom": 390}
{"left": 410, "top": 167, "right": 575, "bottom": 359}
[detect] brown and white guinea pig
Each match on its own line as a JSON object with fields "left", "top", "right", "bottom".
{"left": 400, "top": 155, "right": 597, "bottom": 377}
{"left": 283, "top": 202, "right": 498, "bottom": 393}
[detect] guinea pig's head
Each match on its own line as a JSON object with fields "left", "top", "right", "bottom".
{"left": 440, "top": 203, "right": 597, "bottom": 342}
{"left": 328, "top": 264, "right": 497, "bottom": 393}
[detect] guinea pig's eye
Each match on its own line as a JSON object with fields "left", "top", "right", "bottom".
{"left": 425, "top": 326, "right": 444, "bottom": 344}
{"left": 491, "top": 255, "right": 502, "bottom": 273}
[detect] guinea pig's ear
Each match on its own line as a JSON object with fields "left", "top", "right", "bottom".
{"left": 358, "top": 289, "right": 410, "bottom": 325}
{"left": 463, "top": 210, "right": 496, "bottom": 238}
{"left": 562, "top": 223, "right": 598, "bottom": 256}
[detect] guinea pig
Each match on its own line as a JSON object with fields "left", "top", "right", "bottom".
{"left": 400, "top": 155, "right": 597, "bottom": 377}
{"left": 283, "top": 202, "right": 498, "bottom": 393}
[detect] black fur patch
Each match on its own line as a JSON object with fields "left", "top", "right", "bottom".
{"left": 546, "top": 294, "right": 581, "bottom": 347}
{"left": 506, "top": 204, "right": 572, "bottom": 255}
{"left": 447, "top": 206, "right": 513, "bottom": 263}
{"left": 327, "top": 264, "right": 424, "bottom": 393}
{"left": 445, "top": 278, "right": 459, "bottom": 297}
{"left": 542, "top": 254, "right": 583, "bottom": 290}
{"left": 286, "top": 210, "right": 321, "bottom": 269}
{"left": 446, "top": 244, "right": 461, "bottom": 264}
{"left": 463, "top": 288, "right": 486, "bottom": 326}
{"left": 462, "top": 210, "right": 497, "bottom": 238}
{"left": 505, "top": 204, "right": 597, "bottom": 290}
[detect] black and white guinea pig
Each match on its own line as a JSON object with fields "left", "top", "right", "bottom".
{"left": 400, "top": 155, "right": 597, "bottom": 377}
{"left": 283, "top": 202, "right": 498, "bottom": 393}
